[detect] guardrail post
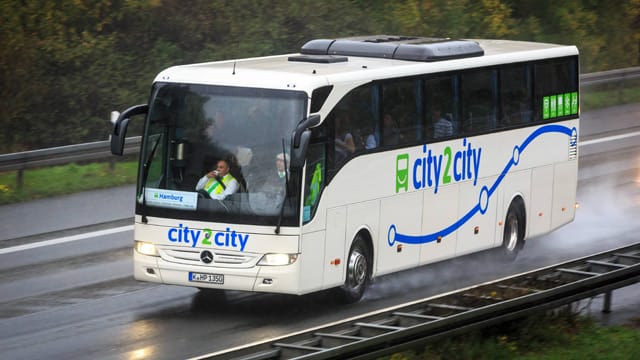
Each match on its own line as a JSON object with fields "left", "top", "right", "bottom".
{"left": 617, "top": 74, "right": 624, "bottom": 104}
{"left": 16, "top": 169, "right": 24, "bottom": 191}
{"left": 602, "top": 291, "right": 612, "bottom": 313}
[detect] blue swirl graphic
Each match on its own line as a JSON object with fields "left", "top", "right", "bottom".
{"left": 388, "top": 124, "right": 576, "bottom": 246}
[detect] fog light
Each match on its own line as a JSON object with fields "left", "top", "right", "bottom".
{"left": 135, "top": 241, "right": 159, "bottom": 256}
{"left": 258, "top": 253, "right": 298, "bottom": 266}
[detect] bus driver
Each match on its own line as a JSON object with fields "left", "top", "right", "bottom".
{"left": 195, "top": 159, "right": 239, "bottom": 200}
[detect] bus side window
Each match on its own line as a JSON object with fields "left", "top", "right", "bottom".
{"left": 341, "top": 84, "right": 377, "bottom": 152}
{"left": 534, "top": 58, "right": 578, "bottom": 122}
{"left": 381, "top": 79, "right": 421, "bottom": 146}
{"left": 500, "top": 64, "right": 532, "bottom": 126}
{"left": 332, "top": 111, "right": 355, "bottom": 165}
{"left": 460, "top": 69, "right": 497, "bottom": 135}
{"left": 424, "top": 75, "right": 457, "bottom": 140}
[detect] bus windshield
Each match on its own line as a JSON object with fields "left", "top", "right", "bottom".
{"left": 138, "top": 82, "right": 307, "bottom": 226}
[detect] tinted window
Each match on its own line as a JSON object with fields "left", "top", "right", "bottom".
{"left": 534, "top": 57, "right": 579, "bottom": 120}
{"left": 327, "top": 84, "right": 377, "bottom": 169}
{"left": 500, "top": 64, "right": 533, "bottom": 126}
{"left": 460, "top": 69, "right": 497, "bottom": 135}
{"left": 381, "top": 79, "right": 422, "bottom": 146}
{"left": 424, "top": 75, "right": 457, "bottom": 140}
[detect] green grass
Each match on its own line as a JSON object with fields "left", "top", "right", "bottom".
{"left": 382, "top": 310, "right": 640, "bottom": 360}
{"left": 581, "top": 83, "right": 640, "bottom": 110}
{"left": 0, "top": 160, "right": 138, "bottom": 205}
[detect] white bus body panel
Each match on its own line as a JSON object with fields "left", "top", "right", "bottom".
{"left": 455, "top": 175, "right": 498, "bottom": 256}
{"left": 529, "top": 165, "right": 554, "bottom": 237}
{"left": 313, "top": 119, "right": 578, "bottom": 280}
{"left": 378, "top": 192, "right": 422, "bottom": 275}
{"left": 324, "top": 207, "right": 347, "bottom": 287}
{"left": 552, "top": 161, "right": 578, "bottom": 229}
{"left": 420, "top": 184, "right": 458, "bottom": 264}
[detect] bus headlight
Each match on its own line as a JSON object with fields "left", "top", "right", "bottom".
{"left": 135, "top": 241, "right": 159, "bottom": 257}
{"left": 258, "top": 253, "right": 298, "bottom": 266}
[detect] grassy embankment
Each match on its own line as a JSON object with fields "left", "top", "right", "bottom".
{"left": 0, "top": 160, "right": 138, "bottom": 205}
{"left": 0, "top": 84, "right": 638, "bottom": 206}
{"left": 381, "top": 309, "right": 640, "bottom": 360}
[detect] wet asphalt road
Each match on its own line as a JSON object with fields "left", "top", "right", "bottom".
{"left": 0, "top": 104, "right": 638, "bottom": 359}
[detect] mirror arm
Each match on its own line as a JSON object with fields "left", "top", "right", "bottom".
{"left": 293, "top": 114, "right": 321, "bottom": 148}
{"left": 113, "top": 104, "right": 148, "bottom": 136}
{"left": 110, "top": 104, "right": 148, "bottom": 156}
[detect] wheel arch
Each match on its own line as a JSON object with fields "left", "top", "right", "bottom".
{"left": 348, "top": 226, "right": 375, "bottom": 280}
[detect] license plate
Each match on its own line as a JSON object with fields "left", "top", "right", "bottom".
{"left": 189, "top": 272, "right": 224, "bottom": 284}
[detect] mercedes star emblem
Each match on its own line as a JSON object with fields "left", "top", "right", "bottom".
{"left": 200, "top": 250, "right": 213, "bottom": 264}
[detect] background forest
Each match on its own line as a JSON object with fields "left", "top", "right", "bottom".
{"left": 1, "top": 0, "right": 639, "bottom": 154}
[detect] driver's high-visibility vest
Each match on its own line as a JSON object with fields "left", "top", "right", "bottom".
{"left": 204, "top": 173, "right": 235, "bottom": 195}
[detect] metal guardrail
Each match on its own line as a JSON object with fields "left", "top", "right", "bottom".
{"left": 0, "top": 137, "right": 141, "bottom": 172}
{"left": 580, "top": 66, "right": 640, "bottom": 86}
{"left": 0, "top": 67, "right": 638, "bottom": 182}
{"left": 197, "top": 243, "right": 640, "bottom": 360}
{"left": 0, "top": 136, "right": 140, "bottom": 189}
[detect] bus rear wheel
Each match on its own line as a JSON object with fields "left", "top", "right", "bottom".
{"left": 501, "top": 201, "right": 525, "bottom": 261}
{"left": 339, "top": 237, "right": 370, "bottom": 303}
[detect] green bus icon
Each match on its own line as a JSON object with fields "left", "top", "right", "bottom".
{"left": 396, "top": 154, "right": 409, "bottom": 193}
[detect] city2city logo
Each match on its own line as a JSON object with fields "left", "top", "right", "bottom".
{"left": 396, "top": 139, "right": 482, "bottom": 194}
{"left": 167, "top": 224, "right": 249, "bottom": 251}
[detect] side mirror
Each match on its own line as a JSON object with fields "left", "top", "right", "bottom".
{"left": 293, "top": 114, "right": 321, "bottom": 148}
{"left": 110, "top": 104, "right": 148, "bottom": 156}
{"left": 290, "top": 129, "right": 311, "bottom": 168}
{"left": 290, "top": 114, "right": 321, "bottom": 168}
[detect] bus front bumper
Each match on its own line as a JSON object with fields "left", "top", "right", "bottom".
{"left": 133, "top": 250, "right": 303, "bottom": 294}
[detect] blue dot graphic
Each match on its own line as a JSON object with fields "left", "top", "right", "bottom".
{"left": 387, "top": 224, "right": 396, "bottom": 246}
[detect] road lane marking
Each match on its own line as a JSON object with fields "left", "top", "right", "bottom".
{"left": 580, "top": 130, "right": 640, "bottom": 146}
{"left": 0, "top": 225, "right": 134, "bottom": 255}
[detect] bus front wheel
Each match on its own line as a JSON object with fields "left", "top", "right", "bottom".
{"left": 339, "top": 236, "right": 370, "bottom": 303}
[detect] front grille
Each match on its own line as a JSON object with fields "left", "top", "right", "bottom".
{"left": 160, "top": 247, "right": 258, "bottom": 267}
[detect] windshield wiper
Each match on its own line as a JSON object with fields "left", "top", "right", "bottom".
{"left": 140, "top": 134, "right": 162, "bottom": 224}
{"left": 275, "top": 139, "right": 290, "bottom": 234}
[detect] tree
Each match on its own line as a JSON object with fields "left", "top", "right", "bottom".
{"left": 1, "top": 0, "right": 638, "bottom": 153}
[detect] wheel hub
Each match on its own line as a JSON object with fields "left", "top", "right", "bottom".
{"left": 348, "top": 250, "right": 367, "bottom": 287}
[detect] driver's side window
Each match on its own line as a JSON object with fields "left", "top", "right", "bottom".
{"left": 303, "top": 126, "right": 327, "bottom": 224}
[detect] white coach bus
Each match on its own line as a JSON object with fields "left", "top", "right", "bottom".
{"left": 110, "top": 36, "right": 579, "bottom": 302}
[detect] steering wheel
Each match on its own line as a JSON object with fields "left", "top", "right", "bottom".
{"left": 197, "top": 189, "right": 210, "bottom": 199}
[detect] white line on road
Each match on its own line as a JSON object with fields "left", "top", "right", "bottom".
{"left": 0, "top": 225, "right": 134, "bottom": 255}
{"left": 580, "top": 130, "right": 640, "bottom": 146}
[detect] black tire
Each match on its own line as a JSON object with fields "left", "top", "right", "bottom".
{"left": 339, "top": 236, "right": 370, "bottom": 303}
{"left": 501, "top": 200, "right": 525, "bottom": 261}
